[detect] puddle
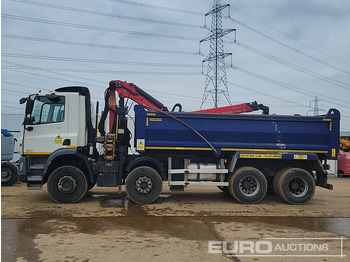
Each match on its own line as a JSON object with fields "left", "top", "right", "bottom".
{"left": 3, "top": 191, "right": 349, "bottom": 261}
{"left": 90, "top": 194, "right": 109, "bottom": 198}
{"left": 216, "top": 216, "right": 350, "bottom": 237}
{"left": 159, "top": 194, "right": 171, "bottom": 198}
{"left": 2, "top": 215, "right": 349, "bottom": 262}
{"left": 1, "top": 216, "right": 216, "bottom": 261}
{"left": 100, "top": 197, "right": 130, "bottom": 209}
{"left": 96, "top": 194, "right": 171, "bottom": 216}
{"left": 2, "top": 219, "right": 42, "bottom": 262}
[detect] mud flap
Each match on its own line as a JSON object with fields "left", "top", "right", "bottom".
{"left": 316, "top": 171, "right": 333, "bottom": 190}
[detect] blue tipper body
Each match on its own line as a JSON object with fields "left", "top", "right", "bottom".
{"left": 134, "top": 105, "right": 340, "bottom": 160}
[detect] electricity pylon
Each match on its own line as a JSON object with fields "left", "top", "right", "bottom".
{"left": 200, "top": 0, "right": 235, "bottom": 108}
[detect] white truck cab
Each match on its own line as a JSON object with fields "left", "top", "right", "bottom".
{"left": 18, "top": 91, "right": 87, "bottom": 155}
{"left": 18, "top": 87, "right": 96, "bottom": 197}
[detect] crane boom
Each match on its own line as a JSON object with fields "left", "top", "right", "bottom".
{"left": 108, "top": 80, "right": 269, "bottom": 116}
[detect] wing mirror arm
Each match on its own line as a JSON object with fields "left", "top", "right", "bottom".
{"left": 23, "top": 117, "right": 34, "bottom": 131}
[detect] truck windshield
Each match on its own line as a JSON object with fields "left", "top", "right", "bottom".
{"left": 31, "top": 96, "right": 65, "bottom": 124}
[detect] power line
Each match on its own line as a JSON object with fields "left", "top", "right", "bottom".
{"left": 229, "top": 17, "right": 350, "bottom": 76}
{"left": 1, "top": 104, "right": 23, "bottom": 110}
{"left": 5, "top": 34, "right": 348, "bottom": 95}
{"left": 2, "top": 80, "right": 61, "bottom": 94}
{"left": 3, "top": 1, "right": 349, "bottom": 121}
{"left": 2, "top": 80, "right": 101, "bottom": 102}
{"left": 11, "top": 0, "right": 204, "bottom": 29}
{"left": 2, "top": 60, "right": 202, "bottom": 102}
{"left": 234, "top": 40, "right": 350, "bottom": 91}
{"left": 232, "top": 66, "right": 349, "bottom": 107}
{"left": 228, "top": 81, "right": 350, "bottom": 120}
{"left": 105, "top": 0, "right": 350, "bottom": 74}
{"left": 107, "top": 0, "right": 203, "bottom": 15}
{"left": 2, "top": 61, "right": 199, "bottom": 102}
{"left": 2, "top": 14, "right": 201, "bottom": 42}
{"left": 2, "top": 51, "right": 203, "bottom": 102}
{"left": 2, "top": 87, "right": 34, "bottom": 95}
{"left": 2, "top": 62, "right": 107, "bottom": 89}
{"left": 2, "top": 53, "right": 200, "bottom": 68}
{"left": 230, "top": 6, "right": 350, "bottom": 68}
{"left": 4, "top": 58, "right": 348, "bottom": 114}
{"left": 3, "top": 78, "right": 202, "bottom": 105}
{"left": 2, "top": 64, "right": 201, "bottom": 75}
{"left": 2, "top": 34, "right": 200, "bottom": 56}
{"left": 227, "top": 81, "right": 309, "bottom": 109}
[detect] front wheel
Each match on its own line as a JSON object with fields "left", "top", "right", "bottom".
{"left": 228, "top": 167, "right": 267, "bottom": 204}
{"left": 276, "top": 168, "right": 315, "bottom": 204}
{"left": 47, "top": 165, "right": 88, "bottom": 203}
{"left": 125, "top": 166, "right": 163, "bottom": 204}
{"left": 1, "top": 162, "right": 18, "bottom": 186}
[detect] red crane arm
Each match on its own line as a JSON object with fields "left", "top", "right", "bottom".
{"left": 109, "top": 80, "right": 168, "bottom": 111}
{"left": 108, "top": 80, "right": 268, "bottom": 115}
{"left": 194, "top": 102, "right": 269, "bottom": 115}
{"left": 193, "top": 103, "right": 254, "bottom": 114}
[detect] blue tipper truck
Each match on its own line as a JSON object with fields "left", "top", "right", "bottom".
{"left": 17, "top": 80, "right": 340, "bottom": 204}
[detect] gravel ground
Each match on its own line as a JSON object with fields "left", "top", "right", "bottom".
{"left": 2, "top": 177, "right": 350, "bottom": 262}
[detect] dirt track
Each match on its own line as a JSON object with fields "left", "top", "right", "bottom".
{"left": 2, "top": 177, "right": 350, "bottom": 262}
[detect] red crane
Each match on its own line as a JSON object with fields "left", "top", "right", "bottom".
{"left": 107, "top": 80, "right": 269, "bottom": 131}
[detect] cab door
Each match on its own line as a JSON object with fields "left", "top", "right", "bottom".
{"left": 22, "top": 95, "right": 68, "bottom": 154}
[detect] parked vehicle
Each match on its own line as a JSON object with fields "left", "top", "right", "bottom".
{"left": 338, "top": 151, "right": 350, "bottom": 176}
{"left": 17, "top": 80, "right": 340, "bottom": 204}
{"left": 1, "top": 129, "right": 18, "bottom": 186}
{"left": 340, "top": 136, "right": 350, "bottom": 152}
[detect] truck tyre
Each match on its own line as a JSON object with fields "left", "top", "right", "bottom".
{"left": 47, "top": 165, "right": 88, "bottom": 203}
{"left": 125, "top": 166, "right": 163, "bottom": 204}
{"left": 272, "top": 168, "right": 289, "bottom": 195}
{"left": 228, "top": 167, "right": 267, "bottom": 204}
{"left": 276, "top": 168, "right": 315, "bottom": 204}
{"left": 1, "top": 162, "right": 18, "bottom": 186}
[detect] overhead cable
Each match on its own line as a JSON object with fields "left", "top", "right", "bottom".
{"left": 2, "top": 14, "right": 201, "bottom": 42}
{"left": 11, "top": 0, "right": 204, "bottom": 29}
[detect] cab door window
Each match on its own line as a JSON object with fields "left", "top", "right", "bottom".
{"left": 31, "top": 96, "right": 65, "bottom": 124}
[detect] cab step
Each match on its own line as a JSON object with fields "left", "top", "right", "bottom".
{"left": 27, "top": 176, "right": 43, "bottom": 190}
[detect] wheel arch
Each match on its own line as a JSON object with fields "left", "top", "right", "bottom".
{"left": 43, "top": 148, "right": 94, "bottom": 184}
{"left": 126, "top": 156, "right": 166, "bottom": 180}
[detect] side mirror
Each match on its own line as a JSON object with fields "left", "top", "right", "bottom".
{"left": 25, "top": 99, "right": 35, "bottom": 116}
{"left": 19, "top": 97, "right": 27, "bottom": 104}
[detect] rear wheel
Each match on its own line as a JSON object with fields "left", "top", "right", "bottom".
{"left": 276, "top": 168, "right": 315, "bottom": 204}
{"left": 47, "top": 165, "right": 88, "bottom": 203}
{"left": 1, "top": 162, "right": 18, "bottom": 186}
{"left": 125, "top": 166, "right": 163, "bottom": 204}
{"left": 272, "top": 168, "right": 289, "bottom": 195}
{"left": 228, "top": 167, "right": 267, "bottom": 203}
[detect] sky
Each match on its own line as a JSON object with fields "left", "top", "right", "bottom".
{"left": 1, "top": 0, "right": 350, "bottom": 131}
